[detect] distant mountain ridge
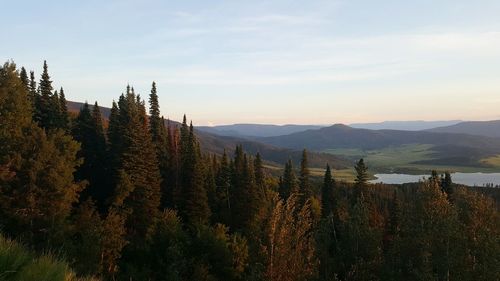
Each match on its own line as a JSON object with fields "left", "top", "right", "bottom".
{"left": 427, "top": 120, "right": 500, "bottom": 138}
{"left": 197, "top": 124, "right": 326, "bottom": 138}
{"left": 198, "top": 120, "right": 465, "bottom": 137}
{"left": 350, "top": 120, "right": 462, "bottom": 131}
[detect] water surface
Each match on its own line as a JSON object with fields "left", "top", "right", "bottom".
{"left": 370, "top": 172, "right": 500, "bottom": 186}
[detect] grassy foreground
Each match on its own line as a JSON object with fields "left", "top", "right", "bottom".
{"left": 0, "top": 235, "right": 98, "bottom": 281}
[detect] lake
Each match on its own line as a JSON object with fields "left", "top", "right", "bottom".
{"left": 370, "top": 172, "right": 500, "bottom": 186}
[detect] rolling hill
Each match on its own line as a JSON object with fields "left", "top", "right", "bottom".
{"left": 426, "top": 120, "right": 500, "bottom": 138}
{"left": 257, "top": 124, "right": 500, "bottom": 170}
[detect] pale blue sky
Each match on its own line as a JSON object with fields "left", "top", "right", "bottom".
{"left": 2, "top": 0, "right": 500, "bottom": 125}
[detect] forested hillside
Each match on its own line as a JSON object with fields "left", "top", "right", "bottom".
{"left": 1, "top": 61, "right": 499, "bottom": 281}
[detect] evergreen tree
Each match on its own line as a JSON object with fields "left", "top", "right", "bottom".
{"left": 299, "top": 149, "right": 312, "bottom": 205}
{"left": 180, "top": 121, "right": 210, "bottom": 225}
{"left": 254, "top": 152, "right": 265, "bottom": 190}
{"left": 28, "top": 70, "right": 37, "bottom": 111}
{"left": 279, "top": 159, "right": 298, "bottom": 201}
{"left": 37, "top": 60, "right": 54, "bottom": 129}
{"left": 148, "top": 82, "right": 170, "bottom": 208}
{"left": 148, "top": 81, "right": 164, "bottom": 143}
{"left": 109, "top": 88, "right": 162, "bottom": 242}
{"left": 229, "top": 146, "right": 261, "bottom": 232}
{"left": 58, "top": 87, "right": 69, "bottom": 130}
{"left": 442, "top": 171, "right": 453, "bottom": 197}
{"left": 19, "top": 67, "right": 28, "bottom": 88}
{"left": 107, "top": 101, "right": 121, "bottom": 169}
{"left": 354, "top": 158, "right": 369, "bottom": 199}
{"left": 321, "top": 164, "right": 335, "bottom": 218}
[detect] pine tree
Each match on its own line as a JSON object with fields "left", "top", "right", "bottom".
{"left": 28, "top": 70, "right": 37, "bottom": 115}
{"left": 107, "top": 88, "right": 162, "bottom": 242}
{"left": 299, "top": 149, "right": 312, "bottom": 205}
{"left": 107, "top": 101, "right": 121, "bottom": 166}
{"left": 37, "top": 60, "right": 54, "bottom": 129}
{"left": 254, "top": 152, "right": 265, "bottom": 191}
{"left": 226, "top": 146, "right": 264, "bottom": 234}
{"left": 354, "top": 158, "right": 369, "bottom": 199}
{"left": 58, "top": 87, "right": 69, "bottom": 130}
{"left": 19, "top": 67, "right": 28, "bottom": 88}
{"left": 321, "top": 164, "right": 335, "bottom": 218}
{"left": 148, "top": 82, "right": 170, "bottom": 208}
{"left": 441, "top": 171, "right": 453, "bottom": 197}
{"left": 148, "top": 81, "right": 164, "bottom": 143}
{"left": 278, "top": 159, "right": 298, "bottom": 200}
{"left": 180, "top": 121, "right": 210, "bottom": 225}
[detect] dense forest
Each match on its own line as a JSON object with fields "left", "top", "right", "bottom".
{"left": 0, "top": 61, "right": 499, "bottom": 281}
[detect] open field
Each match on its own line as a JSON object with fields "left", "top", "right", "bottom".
{"left": 324, "top": 144, "right": 500, "bottom": 175}
{"left": 481, "top": 155, "right": 500, "bottom": 167}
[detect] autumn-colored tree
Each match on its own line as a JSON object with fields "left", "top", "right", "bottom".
{"left": 265, "top": 194, "right": 317, "bottom": 281}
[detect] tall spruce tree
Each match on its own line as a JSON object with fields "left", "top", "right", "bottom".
{"left": 321, "top": 164, "right": 335, "bottom": 218}
{"left": 58, "top": 87, "right": 69, "bottom": 130}
{"left": 19, "top": 67, "right": 28, "bottom": 88}
{"left": 299, "top": 149, "right": 312, "bottom": 205}
{"left": 28, "top": 70, "right": 37, "bottom": 115}
{"left": 179, "top": 121, "right": 210, "bottom": 225}
{"left": 37, "top": 60, "right": 54, "bottom": 129}
{"left": 148, "top": 81, "right": 165, "bottom": 143}
{"left": 148, "top": 82, "right": 170, "bottom": 208}
{"left": 441, "top": 171, "right": 453, "bottom": 197}
{"left": 279, "top": 159, "right": 298, "bottom": 200}
{"left": 354, "top": 158, "right": 369, "bottom": 199}
{"left": 108, "top": 88, "right": 162, "bottom": 242}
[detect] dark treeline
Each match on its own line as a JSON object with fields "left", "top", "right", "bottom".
{"left": 0, "top": 61, "right": 499, "bottom": 281}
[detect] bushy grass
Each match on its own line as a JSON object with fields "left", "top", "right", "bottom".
{"left": 0, "top": 235, "right": 99, "bottom": 281}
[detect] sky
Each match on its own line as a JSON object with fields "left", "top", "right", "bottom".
{"left": 2, "top": 0, "right": 500, "bottom": 125}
